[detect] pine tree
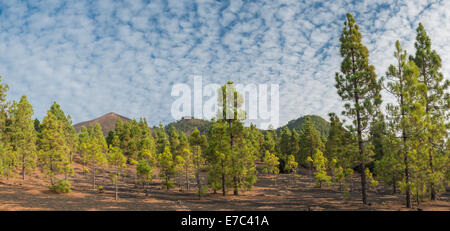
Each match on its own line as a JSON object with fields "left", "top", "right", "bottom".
{"left": 278, "top": 126, "right": 292, "bottom": 172}
{"left": 159, "top": 146, "right": 176, "bottom": 191}
{"left": 261, "top": 150, "right": 280, "bottom": 185}
{"left": 212, "top": 81, "right": 258, "bottom": 195}
{"left": 307, "top": 149, "right": 331, "bottom": 188}
{"left": 374, "top": 127, "right": 402, "bottom": 194}
{"left": 230, "top": 124, "right": 257, "bottom": 193}
{"left": 156, "top": 123, "right": 170, "bottom": 155}
{"left": 114, "top": 119, "right": 124, "bottom": 141}
{"left": 10, "top": 95, "right": 37, "bottom": 180}
{"left": 168, "top": 126, "right": 180, "bottom": 156}
{"left": 0, "top": 76, "right": 13, "bottom": 179}
{"left": 190, "top": 127, "right": 208, "bottom": 198}
{"left": 261, "top": 128, "right": 277, "bottom": 160}
{"left": 410, "top": 23, "right": 450, "bottom": 201}
{"left": 34, "top": 119, "right": 41, "bottom": 133}
{"left": 107, "top": 138, "right": 127, "bottom": 200}
{"left": 325, "top": 113, "right": 356, "bottom": 169}
{"left": 206, "top": 120, "right": 231, "bottom": 195}
{"left": 88, "top": 123, "right": 108, "bottom": 189}
{"left": 174, "top": 155, "right": 186, "bottom": 189}
{"left": 137, "top": 158, "right": 153, "bottom": 196}
{"left": 123, "top": 119, "right": 141, "bottom": 163}
{"left": 299, "top": 117, "right": 324, "bottom": 169}
{"left": 382, "top": 40, "right": 425, "bottom": 207}
{"left": 248, "top": 124, "right": 264, "bottom": 159}
{"left": 78, "top": 126, "right": 90, "bottom": 176}
{"left": 49, "top": 102, "right": 77, "bottom": 165}
{"left": 106, "top": 130, "right": 115, "bottom": 147}
{"left": 290, "top": 129, "right": 300, "bottom": 160}
{"left": 335, "top": 13, "right": 382, "bottom": 204}
{"left": 179, "top": 148, "right": 192, "bottom": 190}
{"left": 38, "top": 111, "right": 69, "bottom": 186}
{"left": 284, "top": 154, "right": 298, "bottom": 186}
{"left": 370, "top": 114, "right": 388, "bottom": 161}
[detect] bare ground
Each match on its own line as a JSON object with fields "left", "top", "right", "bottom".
{"left": 0, "top": 162, "right": 448, "bottom": 211}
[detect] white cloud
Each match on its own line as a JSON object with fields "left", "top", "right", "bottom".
{"left": 0, "top": 0, "right": 448, "bottom": 129}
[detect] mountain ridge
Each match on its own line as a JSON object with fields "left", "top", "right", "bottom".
{"left": 73, "top": 112, "right": 131, "bottom": 135}
{"left": 73, "top": 113, "right": 330, "bottom": 137}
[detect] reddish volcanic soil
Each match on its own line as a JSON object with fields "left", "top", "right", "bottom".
{"left": 0, "top": 161, "right": 448, "bottom": 211}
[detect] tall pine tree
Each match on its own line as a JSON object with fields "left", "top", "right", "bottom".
{"left": 10, "top": 96, "right": 37, "bottom": 180}
{"left": 410, "top": 23, "right": 449, "bottom": 200}
{"left": 335, "top": 13, "right": 382, "bottom": 204}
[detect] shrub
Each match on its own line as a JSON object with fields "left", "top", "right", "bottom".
{"left": 98, "top": 185, "right": 104, "bottom": 193}
{"left": 49, "top": 180, "right": 71, "bottom": 194}
{"left": 200, "top": 185, "right": 209, "bottom": 196}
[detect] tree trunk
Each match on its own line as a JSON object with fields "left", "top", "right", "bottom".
{"left": 400, "top": 90, "right": 411, "bottom": 208}
{"left": 196, "top": 154, "right": 201, "bottom": 199}
{"left": 233, "top": 177, "right": 239, "bottom": 195}
{"left": 93, "top": 162, "right": 96, "bottom": 190}
{"left": 429, "top": 154, "right": 436, "bottom": 200}
{"left": 22, "top": 153, "right": 26, "bottom": 180}
{"left": 392, "top": 173, "right": 397, "bottom": 194}
{"left": 349, "top": 31, "right": 368, "bottom": 205}
{"left": 421, "top": 60, "right": 436, "bottom": 202}
{"left": 115, "top": 170, "right": 118, "bottom": 200}
{"left": 274, "top": 174, "right": 277, "bottom": 186}
{"left": 185, "top": 167, "right": 189, "bottom": 190}
{"left": 83, "top": 159, "right": 86, "bottom": 177}
{"left": 221, "top": 162, "right": 226, "bottom": 196}
{"left": 49, "top": 158, "right": 54, "bottom": 185}
{"left": 356, "top": 102, "right": 368, "bottom": 205}
{"left": 166, "top": 176, "right": 169, "bottom": 191}
{"left": 229, "top": 120, "right": 239, "bottom": 196}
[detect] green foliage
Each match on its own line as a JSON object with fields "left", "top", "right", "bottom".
{"left": 284, "top": 155, "right": 298, "bottom": 174}
{"left": 190, "top": 127, "right": 208, "bottom": 196}
{"left": 284, "top": 154, "right": 298, "bottom": 185}
{"left": 156, "top": 123, "right": 170, "bottom": 155}
{"left": 278, "top": 126, "right": 292, "bottom": 172}
{"left": 49, "top": 179, "right": 71, "bottom": 194}
{"left": 158, "top": 147, "right": 176, "bottom": 190}
{"left": 10, "top": 95, "right": 37, "bottom": 180}
{"left": 382, "top": 39, "right": 433, "bottom": 207}
{"left": 307, "top": 149, "right": 331, "bottom": 188}
{"left": 137, "top": 158, "right": 152, "bottom": 184}
{"left": 277, "top": 115, "right": 330, "bottom": 137}
{"left": 335, "top": 13, "right": 382, "bottom": 205}
{"left": 261, "top": 129, "right": 277, "bottom": 160}
{"left": 204, "top": 82, "right": 257, "bottom": 196}
{"left": 261, "top": 151, "right": 280, "bottom": 175}
{"left": 205, "top": 120, "right": 230, "bottom": 194}
{"left": 165, "top": 118, "right": 211, "bottom": 135}
{"left": 410, "top": 23, "right": 449, "bottom": 201}
{"left": 335, "top": 166, "right": 354, "bottom": 191}
{"left": 168, "top": 126, "right": 180, "bottom": 156}
{"left": 365, "top": 168, "right": 378, "bottom": 189}
{"left": 108, "top": 145, "right": 127, "bottom": 174}
{"left": 38, "top": 111, "right": 70, "bottom": 185}
{"left": 299, "top": 117, "right": 325, "bottom": 167}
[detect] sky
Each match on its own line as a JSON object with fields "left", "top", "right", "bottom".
{"left": 0, "top": 0, "right": 449, "bottom": 128}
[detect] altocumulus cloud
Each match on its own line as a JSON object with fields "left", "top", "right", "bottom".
{"left": 0, "top": 0, "right": 449, "bottom": 128}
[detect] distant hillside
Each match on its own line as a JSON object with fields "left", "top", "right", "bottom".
{"left": 165, "top": 117, "right": 211, "bottom": 135}
{"left": 276, "top": 115, "right": 330, "bottom": 137}
{"left": 73, "top": 112, "right": 131, "bottom": 135}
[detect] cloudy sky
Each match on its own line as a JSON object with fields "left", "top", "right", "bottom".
{"left": 0, "top": 0, "right": 449, "bottom": 128}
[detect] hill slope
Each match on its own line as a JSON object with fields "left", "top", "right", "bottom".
{"left": 73, "top": 112, "right": 131, "bottom": 135}
{"left": 276, "top": 115, "right": 330, "bottom": 137}
{"left": 165, "top": 117, "right": 211, "bottom": 135}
